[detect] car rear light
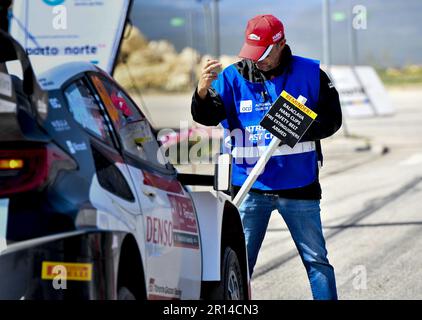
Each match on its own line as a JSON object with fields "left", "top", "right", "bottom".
{"left": 0, "top": 159, "right": 24, "bottom": 170}
{"left": 0, "top": 144, "right": 76, "bottom": 197}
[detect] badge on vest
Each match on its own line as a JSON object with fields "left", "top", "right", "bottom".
{"left": 239, "top": 100, "right": 253, "bottom": 113}
{"left": 260, "top": 90, "right": 318, "bottom": 148}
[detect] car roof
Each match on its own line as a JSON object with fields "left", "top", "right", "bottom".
{"left": 37, "top": 61, "right": 100, "bottom": 90}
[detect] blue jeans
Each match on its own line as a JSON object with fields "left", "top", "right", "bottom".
{"left": 239, "top": 192, "right": 338, "bottom": 300}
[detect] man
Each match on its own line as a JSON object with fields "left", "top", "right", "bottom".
{"left": 191, "top": 14, "right": 342, "bottom": 300}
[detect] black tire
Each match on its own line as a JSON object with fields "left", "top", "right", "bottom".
{"left": 202, "top": 246, "right": 245, "bottom": 300}
{"left": 117, "top": 286, "right": 136, "bottom": 300}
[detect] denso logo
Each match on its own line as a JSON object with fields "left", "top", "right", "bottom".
{"left": 43, "top": 0, "right": 65, "bottom": 6}
{"left": 146, "top": 216, "right": 173, "bottom": 247}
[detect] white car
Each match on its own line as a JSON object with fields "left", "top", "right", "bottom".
{"left": 0, "top": 30, "right": 249, "bottom": 300}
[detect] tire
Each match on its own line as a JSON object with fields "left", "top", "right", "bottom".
{"left": 117, "top": 286, "right": 136, "bottom": 300}
{"left": 202, "top": 246, "right": 245, "bottom": 300}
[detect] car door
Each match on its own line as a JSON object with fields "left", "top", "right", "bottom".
{"left": 63, "top": 77, "right": 142, "bottom": 235}
{"left": 88, "top": 73, "right": 202, "bottom": 300}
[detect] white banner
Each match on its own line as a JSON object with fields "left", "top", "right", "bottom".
{"left": 10, "top": 0, "right": 131, "bottom": 75}
{"left": 327, "top": 65, "right": 395, "bottom": 118}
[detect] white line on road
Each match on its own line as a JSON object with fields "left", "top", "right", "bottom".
{"left": 400, "top": 153, "right": 422, "bottom": 166}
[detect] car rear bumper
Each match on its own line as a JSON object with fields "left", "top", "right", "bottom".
{"left": 0, "top": 230, "right": 123, "bottom": 300}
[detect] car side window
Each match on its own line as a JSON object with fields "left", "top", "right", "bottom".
{"left": 89, "top": 74, "right": 167, "bottom": 169}
{"left": 64, "top": 79, "right": 114, "bottom": 145}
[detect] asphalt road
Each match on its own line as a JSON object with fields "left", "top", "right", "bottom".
{"left": 250, "top": 87, "right": 422, "bottom": 300}
{"left": 140, "top": 86, "right": 422, "bottom": 300}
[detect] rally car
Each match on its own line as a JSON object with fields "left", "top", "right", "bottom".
{"left": 0, "top": 30, "right": 249, "bottom": 300}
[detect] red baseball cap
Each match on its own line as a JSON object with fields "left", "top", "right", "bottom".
{"left": 238, "top": 14, "right": 285, "bottom": 62}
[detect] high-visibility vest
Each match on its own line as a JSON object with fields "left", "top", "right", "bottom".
{"left": 213, "top": 55, "right": 320, "bottom": 190}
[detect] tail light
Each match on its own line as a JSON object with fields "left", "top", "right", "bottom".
{"left": 0, "top": 144, "right": 77, "bottom": 197}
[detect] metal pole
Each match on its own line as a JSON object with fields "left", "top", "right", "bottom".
{"left": 202, "top": 2, "right": 212, "bottom": 54}
{"left": 348, "top": 0, "right": 376, "bottom": 117}
{"left": 186, "top": 10, "right": 195, "bottom": 88}
{"left": 212, "top": 0, "right": 220, "bottom": 59}
{"left": 323, "top": 0, "right": 351, "bottom": 137}
{"left": 233, "top": 137, "right": 281, "bottom": 207}
{"left": 322, "top": 0, "right": 331, "bottom": 69}
{"left": 349, "top": 0, "right": 358, "bottom": 66}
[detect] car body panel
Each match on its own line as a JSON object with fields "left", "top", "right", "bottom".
{"left": 0, "top": 230, "right": 124, "bottom": 300}
{"left": 121, "top": 164, "right": 201, "bottom": 299}
{"left": 190, "top": 191, "right": 224, "bottom": 281}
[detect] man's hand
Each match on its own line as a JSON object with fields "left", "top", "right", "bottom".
{"left": 197, "top": 59, "right": 222, "bottom": 100}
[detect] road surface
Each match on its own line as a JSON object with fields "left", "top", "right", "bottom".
{"left": 251, "top": 87, "right": 422, "bottom": 299}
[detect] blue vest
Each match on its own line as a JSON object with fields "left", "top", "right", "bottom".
{"left": 212, "top": 55, "right": 320, "bottom": 191}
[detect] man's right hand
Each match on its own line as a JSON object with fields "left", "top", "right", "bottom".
{"left": 197, "top": 59, "right": 222, "bottom": 100}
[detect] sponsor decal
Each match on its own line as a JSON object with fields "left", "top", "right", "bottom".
{"left": 168, "top": 195, "right": 197, "bottom": 233}
{"left": 272, "top": 31, "right": 283, "bottom": 42}
{"left": 168, "top": 195, "right": 199, "bottom": 249}
{"left": 39, "top": 79, "right": 55, "bottom": 89}
{"left": 43, "top": 0, "right": 65, "bottom": 5}
{"left": 51, "top": 119, "right": 70, "bottom": 132}
{"left": 66, "top": 141, "right": 75, "bottom": 154}
{"left": 145, "top": 195, "right": 199, "bottom": 249}
{"left": 26, "top": 45, "right": 98, "bottom": 56}
{"left": 134, "top": 136, "right": 152, "bottom": 144}
{"left": 248, "top": 33, "right": 260, "bottom": 41}
{"left": 41, "top": 261, "right": 92, "bottom": 281}
{"left": 148, "top": 278, "right": 182, "bottom": 300}
{"left": 255, "top": 102, "right": 272, "bottom": 111}
{"left": 239, "top": 100, "right": 253, "bottom": 113}
{"left": 245, "top": 125, "right": 273, "bottom": 142}
{"left": 66, "top": 140, "right": 87, "bottom": 154}
{"left": 0, "top": 73, "right": 12, "bottom": 97}
{"left": 142, "top": 171, "right": 183, "bottom": 194}
{"left": 146, "top": 216, "right": 173, "bottom": 247}
{"left": 49, "top": 98, "right": 62, "bottom": 109}
{"left": 173, "top": 232, "right": 199, "bottom": 249}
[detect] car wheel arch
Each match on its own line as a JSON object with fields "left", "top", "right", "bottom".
{"left": 220, "top": 201, "right": 249, "bottom": 297}
{"left": 200, "top": 201, "right": 249, "bottom": 300}
{"left": 117, "top": 234, "right": 146, "bottom": 300}
{"left": 221, "top": 201, "right": 246, "bottom": 253}
{"left": 191, "top": 191, "right": 249, "bottom": 298}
